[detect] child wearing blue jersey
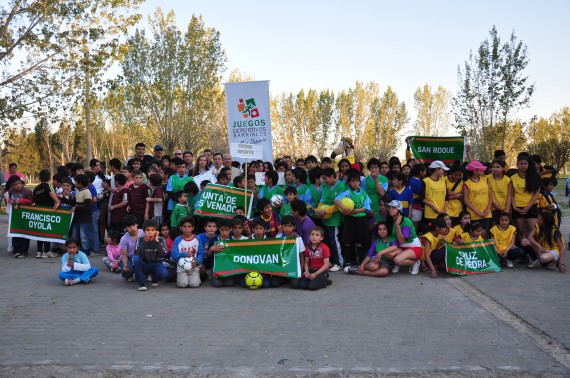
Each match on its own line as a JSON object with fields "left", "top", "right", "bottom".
{"left": 388, "top": 173, "right": 414, "bottom": 217}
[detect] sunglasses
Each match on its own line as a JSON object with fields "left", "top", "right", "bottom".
{"left": 175, "top": 153, "right": 182, "bottom": 156}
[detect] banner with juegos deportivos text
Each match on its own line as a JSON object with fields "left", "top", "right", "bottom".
{"left": 406, "top": 136, "right": 466, "bottom": 163}
{"left": 213, "top": 237, "right": 301, "bottom": 278}
{"left": 8, "top": 205, "right": 73, "bottom": 243}
{"left": 194, "top": 184, "right": 253, "bottom": 219}
{"left": 445, "top": 240, "right": 502, "bottom": 275}
{"left": 224, "top": 80, "right": 273, "bottom": 162}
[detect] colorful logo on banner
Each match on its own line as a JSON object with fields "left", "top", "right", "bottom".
{"left": 238, "top": 98, "right": 260, "bottom": 119}
{"left": 445, "top": 240, "right": 502, "bottom": 275}
{"left": 213, "top": 237, "right": 301, "bottom": 278}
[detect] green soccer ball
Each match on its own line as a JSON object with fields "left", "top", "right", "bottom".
{"left": 245, "top": 272, "right": 263, "bottom": 290}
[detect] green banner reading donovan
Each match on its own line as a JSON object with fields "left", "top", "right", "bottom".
{"left": 406, "top": 136, "right": 465, "bottom": 163}
{"left": 445, "top": 239, "right": 502, "bottom": 275}
{"left": 8, "top": 205, "right": 74, "bottom": 243}
{"left": 213, "top": 237, "right": 301, "bottom": 278}
{"left": 194, "top": 184, "right": 253, "bottom": 219}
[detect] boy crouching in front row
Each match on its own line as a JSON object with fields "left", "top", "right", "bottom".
{"left": 171, "top": 216, "right": 205, "bottom": 288}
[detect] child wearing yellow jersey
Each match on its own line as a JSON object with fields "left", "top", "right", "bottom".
{"left": 525, "top": 212, "right": 566, "bottom": 273}
{"left": 421, "top": 160, "right": 449, "bottom": 228}
{"left": 421, "top": 218, "right": 448, "bottom": 279}
{"left": 511, "top": 155, "right": 541, "bottom": 243}
{"left": 445, "top": 164, "right": 464, "bottom": 223}
{"left": 489, "top": 213, "right": 526, "bottom": 268}
{"left": 488, "top": 159, "right": 512, "bottom": 226}
{"left": 437, "top": 213, "right": 460, "bottom": 244}
{"left": 463, "top": 161, "right": 492, "bottom": 236}
{"left": 460, "top": 222, "right": 484, "bottom": 243}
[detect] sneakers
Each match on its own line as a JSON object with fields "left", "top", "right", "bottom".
{"left": 127, "top": 277, "right": 134, "bottom": 282}
{"left": 138, "top": 285, "right": 148, "bottom": 291}
{"left": 90, "top": 252, "right": 100, "bottom": 257}
{"left": 506, "top": 260, "right": 514, "bottom": 268}
{"left": 527, "top": 259, "right": 541, "bottom": 269}
{"left": 391, "top": 265, "right": 400, "bottom": 274}
{"left": 329, "top": 264, "right": 341, "bottom": 272}
{"left": 546, "top": 261, "right": 557, "bottom": 270}
{"left": 344, "top": 265, "right": 359, "bottom": 274}
{"left": 47, "top": 251, "right": 59, "bottom": 258}
{"left": 151, "top": 282, "right": 159, "bottom": 287}
{"left": 64, "top": 278, "right": 80, "bottom": 286}
{"left": 410, "top": 260, "right": 421, "bottom": 275}
{"left": 41, "top": 252, "right": 48, "bottom": 259}
{"left": 16, "top": 254, "right": 27, "bottom": 258}
{"left": 36, "top": 252, "right": 42, "bottom": 258}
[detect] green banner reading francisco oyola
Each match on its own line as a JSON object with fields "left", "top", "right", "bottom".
{"left": 445, "top": 240, "right": 502, "bottom": 275}
{"left": 194, "top": 184, "right": 253, "bottom": 219}
{"left": 213, "top": 237, "right": 301, "bottom": 278}
{"left": 8, "top": 205, "right": 74, "bottom": 243}
{"left": 406, "top": 136, "right": 466, "bottom": 163}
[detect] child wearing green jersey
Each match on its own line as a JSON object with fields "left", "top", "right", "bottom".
{"left": 361, "top": 158, "right": 388, "bottom": 222}
{"left": 335, "top": 170, "right": 373, "bottom": 265}
{"left": 317, "top": 168, "right": 347, "bottom": 271}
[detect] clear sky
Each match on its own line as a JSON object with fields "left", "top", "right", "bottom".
{"left": 136, "top": 0, "right": 569, "bottom": 130}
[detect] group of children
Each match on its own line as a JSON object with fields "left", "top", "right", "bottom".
{"left": 2, "top": 144, "right": 566, "bottom": 290}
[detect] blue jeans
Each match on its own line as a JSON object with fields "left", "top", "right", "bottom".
{"left": 133, "top": 256, "right": 169, "bottom": 286}
{"left": 121, "top": 257, "right": 135, "bottom": 280}
{"left": 59, "top": 267, "right": 99, "bottom": 283}
{"left": 91, "top": 209, "right": 100, "bottom": 252}
{"left": 72, "top": 222, "right": 93, "bottom": 255}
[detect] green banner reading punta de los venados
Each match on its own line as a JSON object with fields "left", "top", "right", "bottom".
{"left": 8, "top": 205, "right": 74, "bottom": 243}
{"left": 406, "top": 136, "right": 465, "bottom": 163}
{"left": 213, "top": 237, "right": 301, "bottom": 278}
{"left": 445, "top": 240, "right": 502, "bottom": 275}
{"left": 194, "top": 184, "right": 253, "bottom": 219}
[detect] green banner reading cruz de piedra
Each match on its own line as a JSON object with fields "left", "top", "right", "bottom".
{"left": 8, "top": 205, "right": 74, "bottom": 243}
{"left": 213, "top": 237, "right": 301, "bottom": 278}
{"left": 194, "top": 184, "right": 253, "bottom": 219}
{"left": 406, "top": 136, "right": 466, "bottom": 163}
{"left": 445, "top": 240, "right": 502, "bottom": 275}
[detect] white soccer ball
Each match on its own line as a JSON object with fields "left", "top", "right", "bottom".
{"left": 178, "top": 256, "right": 195, "bottom": 271}
{"left": 270, "top": 194, "right": 284, "bottom": 208}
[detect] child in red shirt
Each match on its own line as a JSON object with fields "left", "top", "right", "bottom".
{"left": 300, "top": 226, "right": 331, "bottom": 290}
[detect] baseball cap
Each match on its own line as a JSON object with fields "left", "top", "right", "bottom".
{"left": 429, "top": 160, "right": 449, "bottom": 170}
{"left": 386, "top": 200, "right": 403, "bottom": 212}
{"left": 466, "top": 161, "right": 486, "bottom": 171}
{"left": 154, "top": 144, "right": 163, "bottom": 151}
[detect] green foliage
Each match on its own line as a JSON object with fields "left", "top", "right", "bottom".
{"left": 117, "top": 9, "right": 227, "bottom": 153}
{"left": 452, "top": 26, "right": 534, "bottom": 160}
{"left": 0, "top": 0, "right": 143, "bottom": 128}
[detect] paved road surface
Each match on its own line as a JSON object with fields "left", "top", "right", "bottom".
{"left": 0, "top": 212, "right": 569, "bottom": 377}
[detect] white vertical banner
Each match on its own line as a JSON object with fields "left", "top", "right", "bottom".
{"left": 224, "top": 81, "right": 273, "bottom": 162}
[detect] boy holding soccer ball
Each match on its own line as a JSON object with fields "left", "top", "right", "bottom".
{"left": 171, "top": 216, "right": 205, "bottom": 288}
{"left": 335, "top": 170, "right": 372, "bottom": 266}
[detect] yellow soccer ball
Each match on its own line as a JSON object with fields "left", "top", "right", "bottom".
{"left": 316, "top": 204, "right": 333, "bottom": 220}
{"left": 245, "top": 272, "right": 263, "bottom": 290}
{"left": 341, "top": 197, "right": 355, "bottom": 211}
